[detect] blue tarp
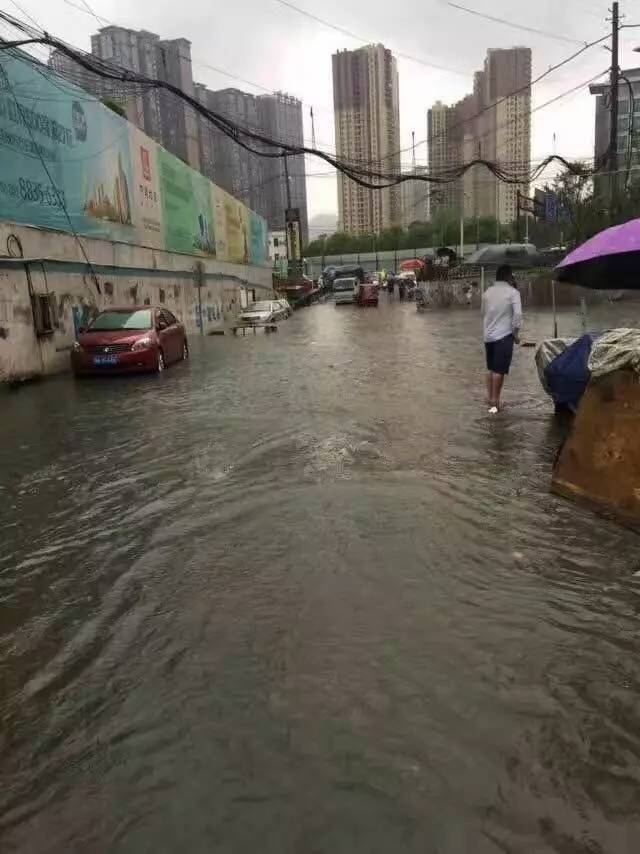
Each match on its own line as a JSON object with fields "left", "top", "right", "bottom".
{"left": 545, "top": 334, "right": 597, "bottom": 412}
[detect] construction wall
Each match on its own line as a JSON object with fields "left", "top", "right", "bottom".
{"left": 0, "top": 50, "right": 268, "bottom": 264}
{"left": 0, "top": 221, "right": 273, "bottom": 382}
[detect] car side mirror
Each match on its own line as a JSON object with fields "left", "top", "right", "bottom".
{"left": 78, "top": 326, "right": 87, "bottom": 334}
{"left": 157, "top": 321, "right": 167, "bottom": 331}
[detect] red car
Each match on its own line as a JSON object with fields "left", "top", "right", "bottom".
{"left": 71, "top": 306, "right": 188, "bottom": 376}
{"left": 356, "top": 283, "right": 379, "bottom": 307}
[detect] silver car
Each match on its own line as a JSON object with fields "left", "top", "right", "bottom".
{"left": 276, "top": 298, "right": 293, "bottom": 317}
{"left": 239, "top": 300, "right": 288, "bottom": 325}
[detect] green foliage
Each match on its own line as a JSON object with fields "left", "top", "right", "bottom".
{"left": 305, "top": 168, "right": 640, "bottom": 258}
{"left": 304, "top": 211, "right": 504, "bottom": 257}
{"left": 526, "top": 166, "right": 640, "bottom": 249}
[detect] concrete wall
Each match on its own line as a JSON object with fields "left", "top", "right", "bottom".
{"left": 0, "top": 221, "right": 273, "bottom": 382}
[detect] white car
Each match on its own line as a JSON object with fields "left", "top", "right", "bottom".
{"left": 276, "top": 298, "right": 293, "bottom": 317}
{"left": 239, "top": 300, "right": 288, "bottom": 325}
{"left": 333, "top": 277, "right": 359, "bottom": 305}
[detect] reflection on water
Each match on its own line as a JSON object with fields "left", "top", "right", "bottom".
{"left": 1, "top": 299, "right": 640, "bottom": 853}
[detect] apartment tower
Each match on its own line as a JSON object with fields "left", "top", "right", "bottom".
{"left": 475, "top": 47, "right": 531, "bottom": 225}
{"left": 332, "top": 44, "right": 401, "bottom": 234}
{"left": 427, "top": 47, "right": 531, "bottom": 225}
{"left": 89, "top": 27, "right": 200, "bottom": 170}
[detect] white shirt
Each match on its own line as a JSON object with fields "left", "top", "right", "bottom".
{"left": 481, "top": 281, "right": 523, "bottom": 343}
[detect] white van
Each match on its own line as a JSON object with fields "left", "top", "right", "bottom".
{"left": 333, "top": 277, "right": 359, "bottom": 305}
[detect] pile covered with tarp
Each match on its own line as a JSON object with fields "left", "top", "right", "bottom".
{"left": 536, "top": 335, "right": 597, "bottom": 412}
{"left": 587, "top": 328, "right": 640, "bottom": 377}
{"left": 536, "top": 328, "right": 640, "bottom": 412}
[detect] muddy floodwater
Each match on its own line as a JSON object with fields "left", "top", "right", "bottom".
{"left": 1, "top": 299, "right": 640, "bottom": 853}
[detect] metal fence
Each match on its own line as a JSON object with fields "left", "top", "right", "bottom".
{"left": 304, "top": 245, "right": 486, "bottom": 281}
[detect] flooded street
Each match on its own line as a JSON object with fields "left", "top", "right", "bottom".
{"left": 2, "top": 299, "right": 640, "bottom": 853}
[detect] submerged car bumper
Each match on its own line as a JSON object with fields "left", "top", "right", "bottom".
{"left": 71, "top": 347, "right": 159, "bottom": 375}
{"left": 239, "top": 315, "right": 273, "bottom": 324}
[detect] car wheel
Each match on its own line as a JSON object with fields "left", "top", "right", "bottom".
{"left": 181, "top": 340, "right": 189, "bottom": 360}
{"left": 156, "top": 349, "right": 165, "bottom": 373}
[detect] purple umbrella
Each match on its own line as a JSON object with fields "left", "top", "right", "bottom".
{"left": 555, "top": 218, "right": 640, "bottom": 289}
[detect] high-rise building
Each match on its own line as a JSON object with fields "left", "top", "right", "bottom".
{"left": 332, "top": 44, "right": 401, "bottom": 235}
{"left": 48, "top": 48, "right": 104, "bottom": 100}
{"left": 194, "top": 83, "right": 216, "bottom": 183}
{"left": 89, "top": 27, "right": 199, "bottom": 170}
{"left": 258, "top": 93, "right": 308, "bottom": 246}
{"left": 202, "top": 88, "right": 308, "bottom": 243}
{"left": 475, "top": 48, "right": 531, "bottom": 225}
{"left": 89, "top": 27, "right": 150, "bottom": 135}
{"left": 400, "top": 166, "right": 429, "bottom": 228}
{"left": 590, "top": 68, "right": 640, "bottom": 195}
{"left": 427, "top": 101, "right": 459, "bottom": 216}
{"left": 50, "top": 27, "right": 310, "bottom": 235}
{"left": 206, "top": 88, "right": 264, "bottom": 211}
{"left": 427, "top": 47, "right": 531, "bottom": 225}
{"left": 155, "top": 38, "right": 200, "bottom": 170}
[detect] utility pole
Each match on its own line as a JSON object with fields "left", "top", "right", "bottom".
{"left": 283, "top": 154, "right": 294, "bottom": 278}
{"left": 310, "top": 107, "right": 316, "bottom": 149}
{"left": 283, "top": 154, "right": 293, "bottom": 211}
{"left": 609, "top": 1, "right": 620, "bottom": 210}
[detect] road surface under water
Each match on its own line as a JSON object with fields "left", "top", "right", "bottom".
{"left": 1, "top": 299, "right": 640, "bottom": 853}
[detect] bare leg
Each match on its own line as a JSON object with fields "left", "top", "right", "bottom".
{"left": 492, "top": 373, "right": 505, "bottom": 409}
{"left": 486, "top": 372, "right": 493, "bottom": 404}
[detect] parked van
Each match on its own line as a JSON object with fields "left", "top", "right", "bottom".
{"left": 333, "top": 277, "right": 359, "bottom": 305}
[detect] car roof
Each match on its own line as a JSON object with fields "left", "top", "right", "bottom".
{"left": 98, "top": 305, "right": 160, "bottom": 312}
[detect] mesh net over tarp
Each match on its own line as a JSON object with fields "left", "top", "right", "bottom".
{"left": 588, "top": 329, "right": 640, "bottom": 378}
{"left": 535, "top": 339, "right": 575, "bottom": 394}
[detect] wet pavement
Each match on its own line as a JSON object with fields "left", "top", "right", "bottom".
{"left": 1, "top": 298, "right": 640, "bottom": 853}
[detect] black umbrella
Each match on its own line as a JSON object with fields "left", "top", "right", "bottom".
{"left": 467, "top": 243, "right": 547, "bottom": 269}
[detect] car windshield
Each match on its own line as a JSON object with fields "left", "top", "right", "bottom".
{"left": 90, "top": 310, "right": 152, "bottom": 331}
{"left": 334, "top": 278, "right": 357, "bottom": 292}
{"left": 247, "top": 302, "right": 271, "bottom": 312}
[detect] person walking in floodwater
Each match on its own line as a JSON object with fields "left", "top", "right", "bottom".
{"left": 481, "top": 264, "right": 522, "bottom": 414}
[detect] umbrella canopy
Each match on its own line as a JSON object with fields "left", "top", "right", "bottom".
{"left": 467, "top": 243, "right": 547, "bottom": 269}
{"left": 555, "top": 218, "right": 640, "bottom": 289}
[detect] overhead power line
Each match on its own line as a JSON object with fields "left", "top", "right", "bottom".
{"left": 59, "top": 0, "right": 338, "bottom": 127}
{"left": 0, "top": 11, "right": 609, "bottom": 193}
{"left": 271, "top": 0, "right": 470, "bottom": 76}
{"left": 444, "top": 1, "right": 590, "bottom": 45}
{"left": 336, "top": 31, "right": 611, "bottom": 170}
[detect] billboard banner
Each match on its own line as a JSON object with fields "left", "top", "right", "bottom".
{"left": 129, "top": 126, "right": 163, "bottom": 249}
{"left": 0, "top": 51, "right": 268, "bottom": 265}
{"left": 249, "top": 211, "right": 267, "bottom": 265}
{"left": 158, "top": 148, "right": 214, "bottom": 255}
{"left": 212, "top": 185, "right": 228, "bottom": 260}
{"left": 0, "top": 52, "right": 133, "bottom": 241}
{"left": 223, "top": 191, "right": 250, "bottom": 264}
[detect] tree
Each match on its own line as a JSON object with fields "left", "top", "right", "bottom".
{"left": 305, "top": 234, "right": 328, "bottom": 256}
{"left": 324, "top": 232, "right": 355, "bottom": 255}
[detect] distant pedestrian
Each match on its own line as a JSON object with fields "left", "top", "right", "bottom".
{"left": 466, "top": 283, "right": 475, "bottom": 306}
{"left": 481, "top": 265, "right": 522, "bottom": 414}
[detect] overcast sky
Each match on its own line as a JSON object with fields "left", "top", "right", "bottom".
{"left": 6, "top": 0, "right": 640, "bottom": 229}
